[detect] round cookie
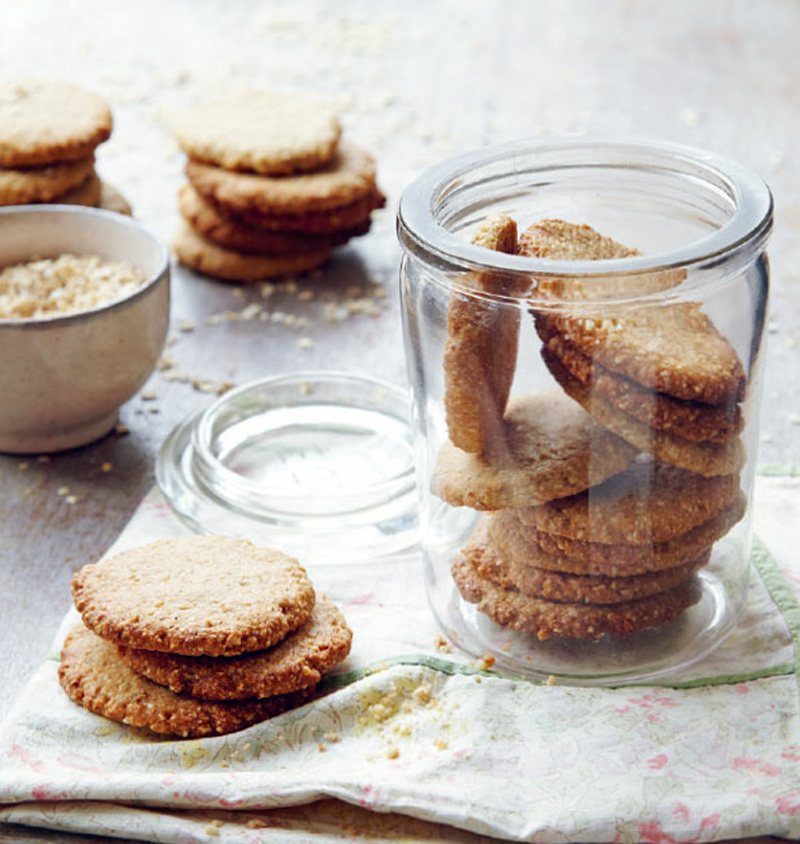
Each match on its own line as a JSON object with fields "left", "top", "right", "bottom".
{"left": 493, "top": 494, "right": 746, "bottom": 577}
{"left": 539, "top": 324, "right": 743, "bottom": 444}
{"left": 179, "top": 183, "right": 366, "bottom": 254}
{"left": 54, "top": 171, "right": 103, "bottom": 207}
{"left": 71, "top": 536, "right": 316, "bottom": 657}
{"left": 515, "top": 453, "right": 741, "bottom": 546}
{"left": 470, "top": 521, "right": 709, "bottom": 604}
{"left": 185, "top": 142, "right": 377, "bottom": 215}
{"left": 444, "top": 213, "right": 525, "bottom": 455}
{"left": 452, "top": 545, "right": 701, "bottom": 640}
{"left": 542, "top": 348, "right": 745, "bottom": 477}
{"left": 59, "top": 625, "right": 305, "bottom": 738}
{"left": 172, "top": 90, "right": 341, "bottom": 176}
{"left": 433, "top": 391, "right": 638, "bottom": 510}
{"left": 233, "top": 188, "right": 385, "bottom": 233}
{"left": 0, "top": 81, "right": 112, "bottom": 167}
{"left": 0, "top": 155, "right": 95, "bottom": 205}
{"left": 117, "top": 598, "right": 353, "bottom": 700}
{"left": 173, "top": 220, "right": 331, "bottom": 281}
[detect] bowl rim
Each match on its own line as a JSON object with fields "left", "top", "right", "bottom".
{"left": 0, "top": 204, "right": 170, "bottom": 330}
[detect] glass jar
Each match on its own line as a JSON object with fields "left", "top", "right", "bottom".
{"left": 397, "top": 138, "right": 772, "bottom": 684}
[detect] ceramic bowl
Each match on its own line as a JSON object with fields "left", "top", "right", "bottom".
{"left": 0, "top": 205, "right": 169, "bottom": 453}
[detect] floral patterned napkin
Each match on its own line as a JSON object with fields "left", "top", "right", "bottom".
{"left": 1, "top": 473, "right": 799, "bottom": 844}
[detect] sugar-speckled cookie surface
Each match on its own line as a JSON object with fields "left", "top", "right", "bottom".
{"left": 117, "top": 598, "right": 352, "bottom": 700}
{"left": 433, "top": 391, "right": 638, "bottom": 510}
{"left": 186, "top": 142, "right": 377, "bottom": 215}
{"left": 173, "top": 90, "right": 341, "bottom": 175}
{"left": 515, "top": 454, "right": 741, "bottom": 546}
{"left": 179, "top": 183, "right": 366, "bottom": 254}
{"left": 0, "top": 155, "right": 95, "bottom": 204}
{"left": 71, "top": 536, "right": 316, "bottom": 657}
{"left": 0, "top": 81, "right": 112, "bottom": 167}
{"left": 539, "top": 325, "right": 743, "bottom": 443}
{"left": 444, "top": 213, "right": 524, "bottom": 454}
{"left": 543, "top": 349, "right": 745, "bottom": 477}
{"left": 470, "top": 520, "right": 707, "bottom": 604}
{"left": 491, "top": 494, "right": 745, "bottom": 577}
{"left": 173, "top": 219, "right": 331, "bottom": 281}
{"left": 452, "top": 544, "right": 701, "bottom": 640}
{"left": 59, "top": 625, "right": 304, "bottom": 738}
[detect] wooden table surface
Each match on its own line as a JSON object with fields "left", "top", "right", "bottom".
{"left": 1, "top": 1, "right": 798, "bottom": 842}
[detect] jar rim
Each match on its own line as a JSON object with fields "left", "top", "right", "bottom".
{"left": 397, "top": 137, "right": 773, "bottom": 279}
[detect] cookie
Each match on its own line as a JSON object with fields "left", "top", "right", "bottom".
{"left": 117, "top": 598, "right": 352, "bottom": 700}
{"left": 173, "top": 219, "right": 331, "bottom": 281}
{"left": 492, "top": 493, "right": 746, "bottom": 577}
{"left": 443, "top": 213, "right": 525, "bottom": 454}
{"left": 521, "top": 219, "right": 744, "bottom": 405}
{"left": 452, "top": 544, "right": 701, "bottom": 640}
{"left": 0, "top": 81, "right": 112, "bottom": 167}
{"left": 179, "top": 183, "right": 367, "bottom": 254}
{"left": 172, "top": 90, "right": 341, "bottom": 176}
{"left": 59, "top": 625, "right": 305, "bottom": 738}
{"left": 185, "top": 142, "right": 377, "bottom": 215}
{"left": 543, "top": 348, "right": 745, "bottom": 477}
{"left": 515, "top": 453, "right": 741, "bottom": 545}
{"left": 233, "top": 188, "right": 385, "bottom": 233}
{"left": 539, "top": 325, "right": 743, "bottom": 444}
{"left": 99, "top": 181, "right": 132, "bottom": 215}
{"left": 54, "top": 171, "right": 102, "bottom": 207}
{"left": 433, "top": 391, "right": 638, "bottom": 510}
{"left": 71, "top": 536, "right": 316, "bottom": 657}
{"left": 471, "top": 521, "right": 708, "bottom": 604}
{"left": 0, "top": 155, "right": 95, "bottom": 205}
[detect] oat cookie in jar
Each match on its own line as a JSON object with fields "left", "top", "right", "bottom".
{"left": 397, "top": 139, "right": 771, "bottom": 684}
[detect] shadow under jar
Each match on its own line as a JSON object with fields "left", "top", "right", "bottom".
{"left": 397, "top": 138, "right": 772, "bottom": 685}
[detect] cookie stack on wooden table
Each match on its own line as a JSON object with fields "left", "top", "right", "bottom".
{"left": 172, "top": 90, "right": 385, "bottom": 281}
{"left": 0, "top": 80, "right": 132, "bottom": 215}
{"left": 59, "top": 536, "right": 352, "bottom": 738}
{"left": 436, "top": 215, "right": 746, "bottom": 641}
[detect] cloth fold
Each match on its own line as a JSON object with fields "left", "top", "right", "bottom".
{"left": 1, "top": 474, "right": 800, "bottom": 844}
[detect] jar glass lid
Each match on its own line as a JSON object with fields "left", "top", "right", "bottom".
{"left": 156, "top": 371, "right": 419, "bottom": 564}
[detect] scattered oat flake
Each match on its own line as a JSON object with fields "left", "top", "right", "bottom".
{"left": 386, "top": 746, "right": 400, "bottom": 759}
{"left": 546, "top": 675, "right": 558, "bottom": 686}
{"left": 141, "top": 391, "right": 157, "bottom": 401}
{"left": 17, "top": 462, "right": 28, "bottom": 470}
{"left": 317, "top": 743, "right": 327, "bottom": 752}
{"left": 115, "top": 424, "right": 129, "bottom": 435}
{"left": 246, "top": 818, "right": 268, "bottom": 829}
{"left": 297, "top": 337, "right": 314, "bottom": 349}
{"left": 65, "top": 495, "right": 79, "bottom": 504}
{"left": 434, "top": 738, "right": 449, "bottom": 751}
{"left": 205, "top": 820, "right": 222, "bottom": 836}
{"left": 413, "top": 685, "right": 432, "bottom": 705}
{"left": 434, "top": 634, "right": 451, "bottom": 653}
{"left": 478, "top": 654, "right": 495, "bottom": 670}
{"left": 680, "top": 107, "right": 701, "bottom": 126}
{"left": 768, "top": 321, "right": 779, "bottom": 333}
{"left": 179, "top": 320, "right": 195, "bottom": 331}
{"left": 324, "top": 731, "right": 339, "bottom": 743}
{"left": 57, "top": 485, "right": 70, "bottom": 496}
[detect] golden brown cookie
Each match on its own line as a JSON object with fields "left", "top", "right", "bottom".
{"left": 491, "top": 493, "right": 746, "bottom": 577}
{"left": 0, "top": 155, "right": 95, "bottom": 205}
{"left": 179, "top": 183, "right": 367, "bottom": 254}
{"left": 433, "top": 391, "right": 638, "bottom": 510}
{"left": 0, "top": 81, "right": 112, "bottom": 167}
{"left": 59, "top": 625, "right": 306, "bottom": 738}
{"left": 539, "top": 325, "right": 743, "bottom": 443}
{"left": 543, "top": 348, "right": 745, "bottom": 477}
{"left": 470, "top": 521, "right": 708, "bottom": 604}
{"left": 117, "top": 599, "right": 351, "bottom": 700}
{"left": 185, "top": 142, "right": 377, "bottom": 215}
{"left": 99, "top": 181, "right": 132, "bottom": 215}
{"left": 54, "top": 171, "right": 103, "bottom": 207}
{"left": 172, "top": 90, "right": 341, "bottom": 175}
{"left": 173, "top": 220, "right": 331, "bottom": 281}
{"left": 443, "top": 213, "right": 525, "bottom": 454}
{"left": 521, "top": 219, "right": 744, "bottom": 405}
{"left": 515, "top": 453, "right": 741, "bottom": 545}
{"left": 452, "top": 543, "right": 701, "bottom": 640}
{"left": 71, "top": 536, "right": 316, "bottom": 657}
{"left": 233, "top": 188, "right": 385, "bottom": 233}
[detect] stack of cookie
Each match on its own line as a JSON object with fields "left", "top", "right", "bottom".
{"left": 59, "top": 536, "right": 352, "bottom": 738}
{"left": 171, "top": 90, "right": 385, "bottom": 281}
{"left": 0, "top": 80, "right": 132, "bottom": 215}
{"left": 437, "top": 215, "right": 746, "bottom": 641}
